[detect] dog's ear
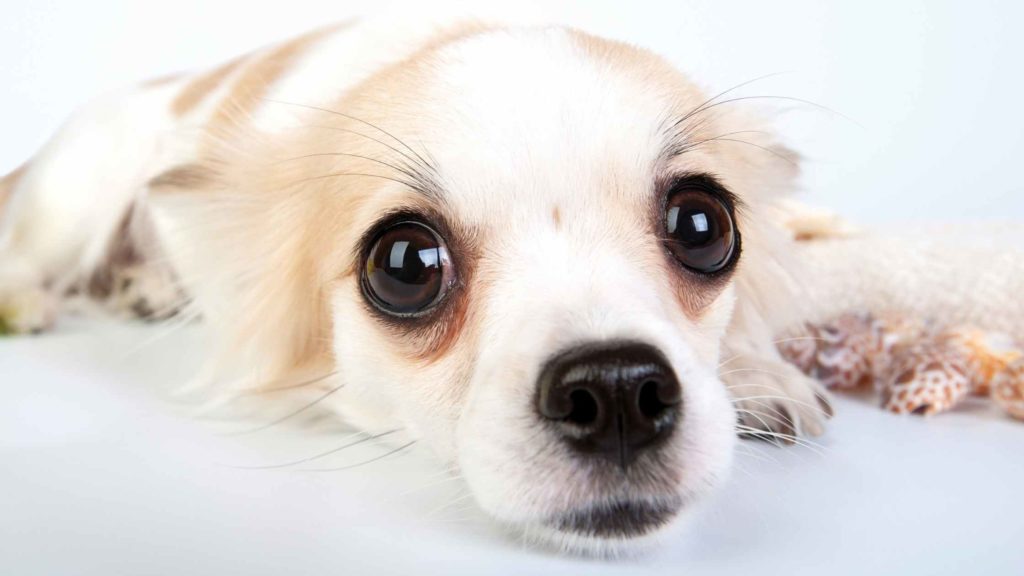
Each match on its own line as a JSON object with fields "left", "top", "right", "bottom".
{"left": 147, "top": 150, "right": 334, "bottom": 396}
{"left": 726, "top": 138, "right": 801, "bottom": 203}
{"left": 761, "top": 141, "right": 801, "bottom": 191}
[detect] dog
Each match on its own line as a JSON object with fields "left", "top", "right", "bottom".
{"left": 0, "top": 18, "right": 833, "bottom": 553}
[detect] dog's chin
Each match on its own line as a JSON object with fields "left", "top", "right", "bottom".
{"left": 516, "top": 497, "right": 684, "bottom": 557}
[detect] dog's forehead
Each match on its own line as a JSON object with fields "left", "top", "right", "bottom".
{"left": 413, "top": 28, "right": 706, "bottom": 223}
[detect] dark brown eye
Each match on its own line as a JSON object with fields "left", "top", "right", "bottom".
{"left": 665, "top": 187, "right": 736, "bottom": 273}
{"left": 363, "top": 221, "right": 451, "bottom": 315}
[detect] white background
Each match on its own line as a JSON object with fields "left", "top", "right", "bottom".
{"left": 3, "top": 0, "right": 1023, "bottom": 223}
{"left": 2, "top": 2, "right": 1023, "bottom": 575}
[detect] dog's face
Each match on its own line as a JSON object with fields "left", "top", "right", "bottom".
{"left": 234, "top": 26, "right": 792, "bottom": 552}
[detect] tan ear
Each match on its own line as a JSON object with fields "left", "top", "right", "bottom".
{"left": 764, "top": 141, "right": 802, "bottom": 184}
{"left": 741, "top": 133, "right": 802, "bottom": 198}
{"left": 146, "top": 153, "right": 334, "bottom": 396}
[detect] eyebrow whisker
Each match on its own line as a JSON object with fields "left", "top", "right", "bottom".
{"left": 665, "top": 71, "right": 793, "bottom": 135}
{"left": 282, "top": 171, "right": 437, "bottom": 198}
{"left": 275, "top": 151, "right": 437, "bottom": 192}
{"left": 262, "top": 99, "right": 439, "bottom": 179}
{"left": 299, "top": 124, "right": 440, "bottom": 188}
{"left": 668, "top": 129, "right": 769, "bottom": 156}
{"left": 685, "top": 94, "right": 859, "bottom": 127}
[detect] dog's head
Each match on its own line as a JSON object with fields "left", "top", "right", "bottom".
{"left": 182, "top": 25, "right": 797, "bottom": 553}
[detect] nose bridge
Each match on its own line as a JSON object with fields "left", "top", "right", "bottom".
{"left": 469, "top": 219, "right": 682, "bottom": 402}
{"left": 487, "top": 224, "right": 665, "bottom": 336}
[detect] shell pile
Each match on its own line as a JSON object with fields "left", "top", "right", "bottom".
{"left": 778, "top": 313, "right": 1024, "bottom": 420}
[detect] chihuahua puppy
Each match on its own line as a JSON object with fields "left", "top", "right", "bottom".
{"left": 0, "top": 18, "right": 830, "bottom": 552}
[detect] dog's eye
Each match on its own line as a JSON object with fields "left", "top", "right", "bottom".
{"left": 363, "top": 221, "right": 450, "bottom": 314}
{"left": 665, "top": 186, "right": 736, "bottom": 273}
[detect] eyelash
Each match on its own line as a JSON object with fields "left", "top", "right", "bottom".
{"left": 662, "top": 173, "right": 741, "bottom": 214}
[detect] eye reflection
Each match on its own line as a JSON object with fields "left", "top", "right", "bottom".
{"left": 389, "top": 241, "right": 410, "bottom": 269}
{"left": 417, "top": 247, "right": 440, "bottom": 268}
{"left": 667, "top": 207, "right": 679, "bottom": 234}
{"left": 690, "top": 213, "right": 709, "bottom": 233}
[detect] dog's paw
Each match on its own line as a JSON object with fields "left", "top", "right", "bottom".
{"left": 85, "top": 261, "right": 187, "bottom": 322}
{"left": 107, "top": 262, "right": 189, "bottom": 319}
{"left": 0, "top": 285, "right": 58, "bottom": 335}
{"left": 722, "top": 353, "right": 833, "bottom": 444}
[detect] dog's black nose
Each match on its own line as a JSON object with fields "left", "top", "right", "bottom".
{"left": 536, "top": 341, "right": 682, "bottom": 469}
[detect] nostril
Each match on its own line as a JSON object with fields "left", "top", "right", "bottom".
{"left": 566, "top": 388, "right": 599, "bottom": 426}
{"left": 637, "top": 380, "right": 666, "bottom": 420}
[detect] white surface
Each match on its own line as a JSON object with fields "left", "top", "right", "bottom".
{"left": 3, "top": 321, "right": 1023, "bottom": 575}
{"left": 3, "top": 1, "right": 1024, "bottom": 574}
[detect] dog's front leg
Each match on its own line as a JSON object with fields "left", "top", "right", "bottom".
{"left": 721, "top": 302, "right": 833, "bottom": 442}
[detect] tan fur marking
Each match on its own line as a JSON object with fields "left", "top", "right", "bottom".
{"left": 206, "top": 25, "right": 342, "bottom": 129}
{"left": 567, "top": 28, "right": 690, "bottom": 94}
{"left": 415, "top": 296, "right": 474, "bottom": 365}
{"left": 551, "top": 205, "right": 562, "bottom": 228}
{"left": 411, "top": 245, "right": 483, "bottom": 366}
{"left": 171, "top": 57, "right": 246, "bottom": 117}
{"left": 148, "top": 163, "right": 218, "bottom": 193}
{"left": 328, "top": 21, "right": 492, "bottom": 121}
{"left": 568, "top": 29, "right": 660, "bottom": 71}
{"left": 142, "top": 72, "right": 183, "bottom": 89}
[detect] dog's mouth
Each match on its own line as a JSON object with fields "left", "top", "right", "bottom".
{"left": 546, "top": 497, "right": 682, "bottom": 539}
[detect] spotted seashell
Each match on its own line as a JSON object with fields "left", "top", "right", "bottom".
{"left": 939, "top": 327, "right": 1022, "bottom": 396}
{"left": 811, "top": 313, "right": 881, "bottom": 390}
{"left": 880, "top": 343, "right": 971, "bottom": 416}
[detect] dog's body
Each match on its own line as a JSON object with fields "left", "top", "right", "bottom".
{"left": 4, "top": 18, "right": 1019, "bottom": 553}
